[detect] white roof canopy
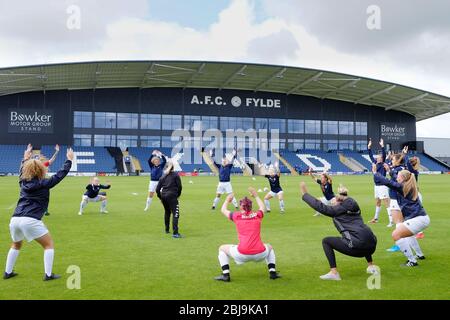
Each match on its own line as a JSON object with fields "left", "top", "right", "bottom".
{"left": 0, "top": 60, "right": 449, "bottom": 121}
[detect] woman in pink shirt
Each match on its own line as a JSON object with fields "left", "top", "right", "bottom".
{"left": 214, "top": 187, "right": 281, "bottom": 282}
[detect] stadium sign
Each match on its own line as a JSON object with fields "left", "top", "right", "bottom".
{"left": 190, "top": 94, "right": 281, "bottom": 109}
{"left": 8, "top": 109, "right": 54, "bottom": 134}
{"left": 380, "top": 123, "right": 406, "bottom": 141}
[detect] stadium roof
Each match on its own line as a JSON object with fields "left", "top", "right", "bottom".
{"left": 0, "top": 60, "right": 449, "bottom": 121}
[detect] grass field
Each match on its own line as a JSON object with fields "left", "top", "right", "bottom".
{"left": 0, "top": 174, "right": 449, "bottom": 300}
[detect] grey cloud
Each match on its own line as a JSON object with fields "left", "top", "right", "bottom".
{"left": 0, "top": 0, "right": 149, "bottom": 52}
{"left": 247, "top": 29, "right": 299, "bottom": 63}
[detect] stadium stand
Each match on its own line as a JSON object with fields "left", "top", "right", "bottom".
{"left": 0, "top": 145, "right": 25, "bottom": 174}
{"left": 1, "top": 145, "right": 449, "bottom": 174}
{"left": 40, "top": 145, "right": 116, "bottom": 173}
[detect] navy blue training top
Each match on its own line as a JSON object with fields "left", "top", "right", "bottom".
{"left": 265, "top": 174, "right": 282, "bottom": 193}
{"left": 214, "top": 155, "right": 236, "bottom": 182}
{"left": 369, "top": 147, "right": 387, "bottom": 185}
{"left": 84, "top": 184, "right": 111, "bottom": 198}
{"left": 316, "top": 179, "right": 335, "bottom": 201}
{"left": 374, "top": 173, "right": 426, "bottom": 220}
{"left": 148, "top": 154, "right": 167, "bottom": 181}
{"left": 13, "top": 160, "right": 72, "bottom": 221}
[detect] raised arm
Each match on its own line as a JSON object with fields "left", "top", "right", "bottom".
{"left": 248, "top": 187, "right": 265, "bottom": 212}
{"left": 160, "top": 154, "right": 167, "bottom": 168}
{"left": 221, "top": 193, "right": 233, "bottom": 219}
{"left": 48, "top": 144, "right": 60, "bottom": 165}
{"left": 300, "top": 182, "right": 340, "bottom": 217}
{"left": 368, "top": 139, "right": 376, "bottom": 164}
{"left": 40, "top": 148, "right": 73, "bottom": 189}
{"left": 100, "top": 184, "right": 111, "bottom": 190}
{"left": 379, "top": 139, "right": 386, "bottom": 162}
{"left": 372, "top": 164, "right": 402, "bottom": 193}
{"left": 148, "top": 154, "right": 156, "bottom": 168}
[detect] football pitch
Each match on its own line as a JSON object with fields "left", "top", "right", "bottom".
{"left": 0, "top": 174, "right": 449, "bottom": 300}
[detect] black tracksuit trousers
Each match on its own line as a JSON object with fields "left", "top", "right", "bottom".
{"left": 322, "top": 237, "right": 375, "bottom": 268}
{"left": 161, "top": 195, "right": 180, "bottom": 235}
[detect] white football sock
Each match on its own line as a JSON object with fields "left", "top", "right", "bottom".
{"left": 218, "top": 250, "right": 230, "bottom": 274}
{"left": 264, "top": 200, "right": 271, "bottom": 211}
{"left": 279, "top": 200, "right": 285, "bottom": 211}
{"left": 231, "top": 197, "right": 238, "bottom": 208}
{"left": 396, "top": 238, "right": 416, "bottom": 263}
{"left": 101, "top": 200, "right": 107, "bottom": 212}
{"left": 265, "top": 248, "right": 276, "bottom": 272}
{"left": 387, "top": 208, "right": 392, "bottom": 223}
{"left": 212, "top": 197, "right": 220, "bottom": 208}
{"left": 407, "top": 236, "right": 424, "bottom": 257}
{"left": 374, "top": 206, "right": 381, "bottom": 220}
{"left": 79, "top": 199, "right": 87, "bottom": 213}
{"left": 5, "top": 248, "right": 20, "bottom": 274}
{"left": 44, "top": 249, "right": 54, "bottom": 277}
{"left": 145, "top": 197, "right": 153, "bottom": 208}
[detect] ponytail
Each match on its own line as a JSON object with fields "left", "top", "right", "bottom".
{"left": 399, "top": 170, "right": 418, "bottom": 201}
{"left": 392, "top": 153, "right": 405, "bottom": 166}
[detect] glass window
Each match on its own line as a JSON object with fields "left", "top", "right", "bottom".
{"left": 355, "top": 122, "right": 367, "bottom": 136}
{"left": 269, "top": 119, "right": 285, "bottom": 133}
{"left": 140, "top": 136, "right": 161, "bottom": 148}
{"left": 116, "top": 113, "right": 138, "bottom": 129}
{"left": 305, "top": 139, "right": 321, "bottom": 150}
{"left": 339, "top": 121, "right": 354, "bottom": 135}
{"left": 356, "top": 140, "right": 367, "bottom": 151}
{"left": 305, "top": 120, "right": 321, "bottom": 134}
{"left": 184, "top": 115, "right": 202, "bottom": 130}
{"left": 255, "top": 118, "right": 268, "bottom": 130}
{"left": 74, "top": 111, "right": 92, "bottom": 128}
{"left": 220, "top": 117, "right": 253, "bottom": 131}
{"left": 287, "top": 139, "right": 304, "bottom": 151}
{"left": 162, "top": 115, "right": 182, "bottom": 130}
{"left": 95, "top": 112, "right": 116, "bottom": 129}
{"left": 73, "top": 134, "right": 91, "bottom": 146}
{"left": 141, "top": 114, "right": 161, "bottom": 130}
{"left": 162, "top": 135, "right": 182, "bottom": 147}
{"left": 323, "top": 121, "right": 338, "bottom": 135}
{"left": 323, "top": 139, "right": 338, "bottom": 151}
{"left": 201, "top": 116, "right": 218, "bottom": 130}
{"left": 339, "top": 140, "right": 354, "bottom": 150}
{"left": 94, "top": 134, "right": 116, "bottom": 147}
{"left": 117, "top": 135, "right": 138, "bottom": 149}
{"left": 287, "top": 119, "right": 304, "bottom": 134}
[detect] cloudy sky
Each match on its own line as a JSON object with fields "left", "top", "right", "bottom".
{"left": 1, "top": 0, "right": 449, "bottom": 137}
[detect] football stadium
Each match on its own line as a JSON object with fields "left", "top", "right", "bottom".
{"left": 1, "top": 61, "right": 450, "bottom": 300}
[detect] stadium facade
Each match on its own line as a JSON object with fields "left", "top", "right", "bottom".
{"left": 1, "top": 61, "right": 449, "bottom": 174}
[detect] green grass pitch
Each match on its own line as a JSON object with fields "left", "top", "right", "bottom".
{"left": 0, "top": 174, "right": 449, "bottom": 300}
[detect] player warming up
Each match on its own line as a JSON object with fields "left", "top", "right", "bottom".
{"left": 78, "top": 177, "right": 111, "bottom": 215}
{"left": 156, "top": 161, "right": 183, "bottom": 238}
{"left": 308, "top": 168, "right": 335, "bottom": 216}
{"left": 373, "top": 165, "right": 430, "bottom": 266}
{"left": 211, "top": 148, "right": 238, "bottom": 210}
{"left": 263, "top": 162, "right": 285, "bottom": 213}
{"left": 4, "top": 146, "right": 73, "bottom": 281}
{"left": 144, "top": 149, "right": 167, "bottom": 212}
{"left": 214, "top": 187, "right": 281, "bottom": 282}
{"left": 367, "top": 138, "right": 391, "bottom": 225}
{"left": 41, "top": 144, "right": 60, "bottom": 216}
{"left": 300, "top": 182, "right": 378, "bottom": 281}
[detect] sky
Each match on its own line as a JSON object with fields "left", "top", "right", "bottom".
{"left": 0, "top": 0, "right": 449, "bottom": 137}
